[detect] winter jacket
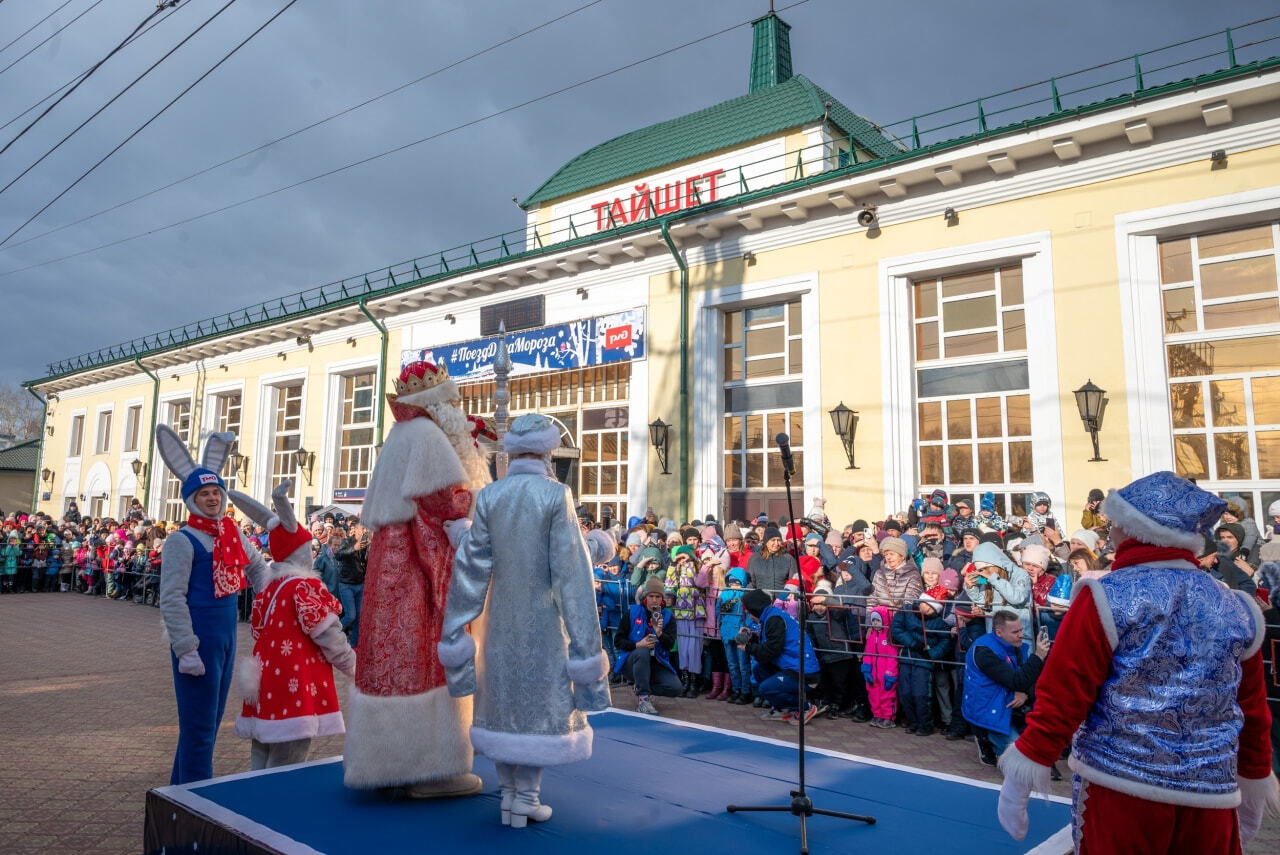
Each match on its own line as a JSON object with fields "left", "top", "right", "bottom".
{"left": 962, "top": 631, "right": 1044, "bottom": 735}
{"left": 963, "top": 542, "right": 1033, "bottom": 636}
{"left": 747, "top": 548, "right": 794, "bottom": 595}
{"left": 890, "top": 602, "right": 952, "bottom": 669}
{"left": 861, "top": 606, "right": 899, "bottom": 719}
{"left": 870, "top": 561, "right": 923, "bottom": 609}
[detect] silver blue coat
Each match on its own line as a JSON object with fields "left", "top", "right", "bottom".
{"left": 439, "top": 460, "right": 609, "bottom": 767}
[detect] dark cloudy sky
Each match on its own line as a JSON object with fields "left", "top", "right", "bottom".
{"left": 1, "top": 0, "right": 1275, "bottom": 387}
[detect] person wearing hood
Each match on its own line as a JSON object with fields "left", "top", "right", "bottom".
{"left": 963, "top": 541, "right": 1033, "bottom": 638}
{"left": 1201, "top": 523, "right": 1258, "bottom": 594}
{"left": 996, "top": 472, "right": 1276, "bottom": 850}
{"left": 718, "top": 567, "right": 753, "bottom": 704}
{"left": 155, "top": 426, "right": 270, "bottom": 785}
{"left": 614, "top": 576, "right": 680, "bottom": 715}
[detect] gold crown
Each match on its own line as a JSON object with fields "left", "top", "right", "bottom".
{"left": 394, "top": 360, "right": 450, "bottom": 396}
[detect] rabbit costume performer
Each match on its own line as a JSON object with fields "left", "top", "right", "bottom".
{"left": 440, "top": 413, "right": 610, "bottom": 828}
{"left": 342, "top": 360, "right": 491, "bottom": 797}
{"left": 228, "top": 481, "right": 356, "bottom": 770}
{"left": 156, "top": 426, "right": 269, "bottom": 785}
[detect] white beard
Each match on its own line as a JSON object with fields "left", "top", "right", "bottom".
{"left": 425, "top": 400, "right": 491, "bottom": 492}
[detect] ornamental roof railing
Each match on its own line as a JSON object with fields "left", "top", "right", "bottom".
{"left": 32, "top": 15, "right": 1280, "bottom": 384}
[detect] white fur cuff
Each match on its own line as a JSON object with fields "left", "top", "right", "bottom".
{"left": 998, "top": 743, "right": 1053, "bottom": 798}
{"left": 566, "top": 651, "right": 608, "bottom": 684}
{"left": 437, "top": 633, "right": 476, "bottom": 668}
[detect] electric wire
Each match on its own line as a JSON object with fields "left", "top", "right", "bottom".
{"left": 0, "top": 0, "right": 607, "bottom": 253}
{"left": 0, "top": 0, "right": 298, "bottom": 248}
{"left": 0, "top": 0, "right": 813, "bottom": 275}
{"left": 0, "top": 0, "right": 186, "bottom": 134}
{"left": 0, "top": 0, "right": 238, "bottom": 202}
{"left": 0, "top": 0, "right": 76, "bottom": 56}
{"left": 0, "top": 0, "right": 106, "bottom": 78}
{"left": 0, "top": 1, "right": 181, "bottom": 157}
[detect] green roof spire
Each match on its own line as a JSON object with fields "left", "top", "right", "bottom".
{"left": 748, "top": 9, "right": 792, "bottom": 93}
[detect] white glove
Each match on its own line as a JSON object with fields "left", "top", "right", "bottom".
{"left": 443, "top": 518, "right": 471, "bottom": 547}
{"left": 177, "top": 648, "right": 205, "bottom": 676}
{"left": 1238, "top": 772, "right": 1280, "bottom": 848}
{"left": 997, "top": 773, "right": 1031, "bottom": 841}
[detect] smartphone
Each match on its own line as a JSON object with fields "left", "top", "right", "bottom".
{"left": 1038, "top": 626, "right": 1050, "bottom": 643}
{"left": 863, "top": 527, "right": 875, "bottom": 540}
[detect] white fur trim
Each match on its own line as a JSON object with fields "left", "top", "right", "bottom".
{"left": 437, "top": 633, "right": 476, "bottom": 668}
{"left": 306, "top": 612, "right": 340, "bottom": 639}
{"left": 1233, "top": 589, "right": 1267, "bottom": 659}
{"left": 234, "top": 710, "right": 344, "bottom": 743}
{"left": 1074, "top": 577, "right": 1119, "bottom": 649}
{"left": 237, "top": 655, "right": 262, "bottom": 705}
{"left": 506, "top": 457, "right": 551, "bottom": 478}
{"left": 470, "top": 723, "right": 593, "bottom": 767}
{"left": 566, "top": 651, "right": 608, "bottom": 684}
{"left": 503, "top": 422, "right": 561, "bottom": 456}
{"left": 997, "top": 743, "right": 1052, "bottom": 798}
{"left": 1067, "top": 754, "right": 1243, "bottom": 808}
{"left": 396, "top": 378, "right": 459, "bottom": 410}
{"left": 342, "top": 684, "right": 473, "bottom": 788}
{"left": 361, "top": 417, "right": 467, "bottom": 530}
{"left": 1102, "top": 489, "right": 1207, "bottom": 553}
{"left": 1238, "top": 772, "right": 1280, "bottom": 815}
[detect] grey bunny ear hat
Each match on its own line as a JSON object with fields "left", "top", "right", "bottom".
{"left": 155, "top": 424, "right": 236, "bottom": 518}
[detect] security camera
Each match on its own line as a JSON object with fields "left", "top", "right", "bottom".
{"left": 856, "top": 206, "right": 878, "bottom": 227}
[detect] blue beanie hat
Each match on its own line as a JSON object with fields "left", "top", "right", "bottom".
{"left": 181, "top": 468, "right": 226, "bottom": 500}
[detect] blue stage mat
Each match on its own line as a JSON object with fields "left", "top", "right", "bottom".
{"left": 152, "top": 711, "right": 1071, "bottom": 854}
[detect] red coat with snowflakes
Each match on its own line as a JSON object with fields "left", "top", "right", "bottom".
{"left": 234, "top": 576, "right": 345, "bottom": 743}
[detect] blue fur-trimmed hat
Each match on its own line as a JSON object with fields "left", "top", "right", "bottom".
{"left": 181, "top": 468, "right": 226, "bottom": 500}
{"left": 1102, "top": 471, "right": 1226, "bottom": 553}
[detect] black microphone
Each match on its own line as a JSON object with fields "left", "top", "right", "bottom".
{"left": 775, "top": 432, "right": 794, "bottom": 477}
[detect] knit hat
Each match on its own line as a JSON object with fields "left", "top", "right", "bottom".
{"left": 880, "top": 536, "right": 908, "bottom": 558}
{"left": 723, "top": 523, "right": 744, "bottom": 542}
{"left": 825, "top": 530, "right": 843, "bottom": 551}
{"left": 753, "top": 512, "right": 769, "bottom": 526}
{"left": 1216, "top": 522, "right": 1247, "bottom": 546}
{"left": 624, "top": 531, "right": 645, "bottom": 550}
{"left": 921, "top": 556, "right": 943, "bottom": 577}
{"left": 804, "top": 532, "right": 824, "bottom": 546}
{"left": 763, "top": 525, "right": 783, "bottom": 542}
{"left": 960, "top": 528, "right": 981, "bottom": 544}
{"left": 1020, "top": 544, "right": 1051, "bottom": 570}
{"left": 726, "top": 567, "right": 748, "bottom": 587}
{"left": 980, "top": 492, "right": 997, "bottom": 513}
{"left": 635, "top": 546, "right": 663, "bottom": 568}
{"left": 939, "top": 568, "right": 960, "bottom": 591}
{"left": 1087, "top": 488, "right": 1105, "bottom": 503}
{"left": 702, "top": 524, "right": 721, "bottom": 541}
{"left": 929, "top": 489, "right": 948, "bottom": 507}
{"left": 742, "top": 588, "right": 771, "bottom": 617}
{"left": 503, "top": 413, "right": 561, "bottom": 455}
{"left": 979, "top": 531, "right": 1004, "bottom": 547}
{"left": 811, "top": 579, "right": 834, "bottom": 597}
{"left": 642, "top": 576, "right": 665, "bottom": 598}
{"left": 1102, "top": 471, "right": 1226, "bottom": 552}
{"left": 680, "top": 526, "right": 701, "bottom": 542}
{"left": 881, "top": 518, "right": 904, "bottom": 535}
{"left": 1070, "top": 529, "right": 1101, "bottom": 552}
{"left": 807, "top": 497, "right": 827, "bottom": 520}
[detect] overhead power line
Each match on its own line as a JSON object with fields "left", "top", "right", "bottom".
{"left": 0, "top": 0, "right": 814, "bottom": 278}
{"left": 0, "top": 0, "right": 302, "bottom": 248}
{"left": 0, "top": 0, "right": 76, "bottom": 56}
{"left": 0, "top": 0, "right": 106, "bottom": 78}
{"left": 0, "top": 0, "right": 608, "bottom": 253}
{"left": 0, "top": 1, "right": 184, "bottom": 157}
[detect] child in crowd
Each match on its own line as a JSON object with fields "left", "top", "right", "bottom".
{"left": 891, "top": 594, "right": 951, "bottom": 735}
{"left": 665, "top": 545, "right": 704, "bottom": 697}
{"left": 696, "top": 542, "right": 732, "bottom": 700}
{"left": 718, "top": 568, "right": 752, "bottom": 703}
{"left": 863, "top": 605, "right": 899, "bottom": 728}
{"left": 2, "top": 533, "right": 19, "bottom": 593}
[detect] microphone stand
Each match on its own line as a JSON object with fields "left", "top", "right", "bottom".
{"left": 727, "top": 433, "right": 875, "bottom": 854}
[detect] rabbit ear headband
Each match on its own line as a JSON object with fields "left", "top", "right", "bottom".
{"left": 156, "top": 425, "right": 236, "bottom": 500}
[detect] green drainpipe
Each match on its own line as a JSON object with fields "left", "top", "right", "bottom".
{"left": 358, "top": 297, "right": 389, "bottom": 448}
{"left": 25, "top": 385, "right": 47, "bottom": 514}
{"left": 135, "top": 357, "right": 160, "bottom": 509}
{"left": 660, "top": 218, "right": 690, "bottom": 523}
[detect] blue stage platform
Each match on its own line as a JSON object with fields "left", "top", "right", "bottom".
{"left": 145, "top": 710, "right": 1071, "bottom": 854}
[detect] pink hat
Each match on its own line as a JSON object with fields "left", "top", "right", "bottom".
{"left": 1021, "top": 544, "right": 1051, "bottom": 570}
{"left": 939, "top": 568, "right": 960, "bottom": 591}
{"left": 921, "top": 556, "right": 944, "bottom": 576}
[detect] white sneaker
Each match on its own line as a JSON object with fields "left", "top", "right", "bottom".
{"left": 635, "top": 696, "right": 659, "bottom": 715}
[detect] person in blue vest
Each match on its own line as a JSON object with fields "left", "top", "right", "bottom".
{"left": 962, "top": 609, "right": 1050, "bottom": 766}
{"left": 156, "top": 425, "right": 269, "bottom": 785}
{"left": 737, "top": 587, "right": 822, "bottom": 724}
{"left": 613, "top": 576, "right": 680, "bottom": 715}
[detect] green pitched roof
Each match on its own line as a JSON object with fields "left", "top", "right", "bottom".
{"left": 521, "top": 74, "right": 901, "bottom": 206}
{"left": 0, "top": 439, "right": 39, "bottom": 472}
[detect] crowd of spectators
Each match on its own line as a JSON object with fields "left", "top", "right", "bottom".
{"left": 4, "top": 487, "right": 1278, "bottom": 775}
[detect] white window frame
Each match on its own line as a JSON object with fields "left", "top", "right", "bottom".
{"left": 122, "top": 403, "right": 143, "bottom": 453}
{"left": 67, "top": 410, "right": 86, "bottom": 459}
{"left": 94, "top": 406, "right": 113, "bottom": 455}
{"left": 879, "top": 232, "right": 1064, "bottom": 514}
{"left": 692, "top": 271, "right": 821, "bottom": 519}
{"left": 1115, "top": 185, "right": 1280, "bottom": 475}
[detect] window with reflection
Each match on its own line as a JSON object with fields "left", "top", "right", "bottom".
{"left": 336, "top": 374, "right": 375, "bottom": 491}
{"left": 912, "top": 264, "right": 1032, "bottom": 511}
{"left": 723, "top": 300, "right": 803, "bottom": 520}
{"left": 1159, "top": 222, "right": 1280, "bottom": 509}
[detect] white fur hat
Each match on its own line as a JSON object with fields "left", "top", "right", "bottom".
{"left": 504, "top": 413, "right": 560, "bottom": 455}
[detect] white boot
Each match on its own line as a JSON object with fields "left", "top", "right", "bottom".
{"left": 495, "top": 762, "right": 517, "bottom": 826}
{"left": 509, "top": 765, "right": 552, "bottom": 828}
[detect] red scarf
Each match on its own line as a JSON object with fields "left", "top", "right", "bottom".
{"left": 1108, "top": 538, "right": 1197, "bottom": 572}
{"left": 186, "top": 514, "right": 249, "bottom": 598}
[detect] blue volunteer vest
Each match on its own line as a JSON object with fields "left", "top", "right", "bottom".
{"left": 760, "top": 604, "right": 821, "bottom": 676}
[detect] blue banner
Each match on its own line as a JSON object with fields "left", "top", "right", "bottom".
{"left": 402, "top": 308, "right": 645, "bottom": 380}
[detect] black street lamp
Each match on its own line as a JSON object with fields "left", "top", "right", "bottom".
{"left": 648, "top": 418, "right": 670, "bottom": 475}
{"left": 1073, "top": 380, "right": 1108, "bottom": 462}
{"left": 828, "top": 402, "right": 859, "bottom": 469}
{"left": 130, "top": 458, "right": 145, "bottom": 477}
{"left": 294, "top": 447, "right": 315, "bottom": 485}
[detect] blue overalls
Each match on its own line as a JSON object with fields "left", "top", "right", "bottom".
{"left": 169, "top": 529, "right": 238, "bottom": 785}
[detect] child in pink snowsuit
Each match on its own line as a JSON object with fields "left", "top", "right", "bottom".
{"left": 862, "top": 605, "right": 899, "bottom": 727}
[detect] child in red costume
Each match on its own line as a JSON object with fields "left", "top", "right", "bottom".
{"left": 996, "top": 472, "right": 1278, "bottom": 853}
